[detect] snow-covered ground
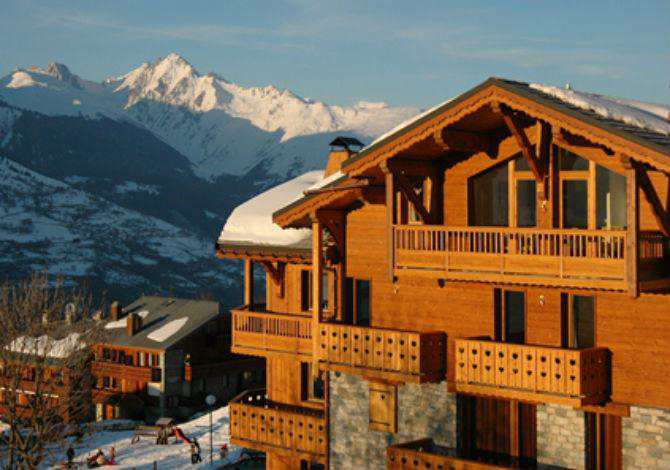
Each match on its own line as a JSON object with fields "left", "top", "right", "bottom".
{"left": 42, "top": 406, "right": 248, "bottom": 469}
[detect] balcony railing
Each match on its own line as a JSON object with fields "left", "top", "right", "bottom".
{"left": 388, "top": 439, "right": 516, "bottom": 470}
{"left": 229, "top": 389, "right": 327, "bottom": 462}
{"left": 316, "top": 323, "right": 446, "bottom": 383}
{"left": 92, "top": 362, "right": 158, "bottom": 382}
{"left": 231, "top": 306, "right": 313, "bottom": 358}
{"left": 393, "top": 225, "right": 644, "bottom": 290}
{"left": 454, "top": 338, "right": 609, "bottom": 406}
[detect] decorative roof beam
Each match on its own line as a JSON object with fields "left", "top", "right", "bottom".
{"left": 260, "top": 261, "right": 286, "bottom": 298}
{"left": 395, "top": 172, "right": 433, "bottom": 224}
{"left": 553, "top": 128, "right": 615, "bottom": 156}
{"left": 623, "top": 156, "right": 670, "bottom": 237}
{"left": 385, "top": 158, "right": 438, "bottom": 178}
{"left": 492, "top": 102, "right": 544, "bottom": 183}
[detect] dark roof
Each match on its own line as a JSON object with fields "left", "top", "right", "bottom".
{"left": 100, "top": 296, "right": 220, "bottom": 351}
{"left": 329, "top": 136, "right": 365, "bottom": 149}
{"left": 344, "top": 77, "right": 670, "bottom": 170}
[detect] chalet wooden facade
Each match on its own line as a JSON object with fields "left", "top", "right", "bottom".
{"left": 217, "top": 78, "right": 670, "bottom": 470}
{"left": 92, "top": 297, "right": 264, "bottom": 422}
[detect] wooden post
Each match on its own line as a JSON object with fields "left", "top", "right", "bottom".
{"left": 382, "top": 163, "right": 396, "bottom": 282}
{"left": 312, "top": 215, "right": 323, "bottom": 361}
{"left": 244, "top": 258, "right": 254, "bottom": 307}
{"left": 624, "top": 158, "right": 639, "bottom": 297}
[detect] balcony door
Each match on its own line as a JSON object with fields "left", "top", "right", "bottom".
{"left": 495, "top": 289, "right": 526, "bottom": 344}
{"left": 561, "top": 294, "right": 595, "bottom": 349}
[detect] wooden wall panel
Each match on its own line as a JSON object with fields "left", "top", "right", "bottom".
{"left": 525, "top": 288, "right": 562, "bottom": 347}
{"left": 266, "top": 356, "right": 304, "bottom": 406}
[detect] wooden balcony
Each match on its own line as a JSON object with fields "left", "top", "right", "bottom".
{"left": 453, "top": 338, "right": 609, "bottom": 406}
{"left": 92, "top": 362, "right": 157, "bottom": 382}
{"left": 231, "top": 306, "right": 312, "bottom": 359}
{"left": 388, "top": 439, "right": 516, "bottom": 470}
{"left": 229, "top": 390, "right": 327, "bottom": 463}
{"left": 392, "top": 225, "right": 664, "bottom": 291}
{"left": 316, "top": 323, "right": 446, "bottom": 383}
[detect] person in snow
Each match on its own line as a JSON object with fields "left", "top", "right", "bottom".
{"left": 66, "top": 446, "right": 75, "bottom": 467}
{"left": 219, "top": 443, "right": 228, "bottom": 460}
{"left": 191, "top": 437, "right": 202, "bottom": 464}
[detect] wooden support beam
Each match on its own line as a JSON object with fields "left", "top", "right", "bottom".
{"left": 243, "top": 258, "right": 254, "bottom": 306}
{"left": 311, "top": 215, "right": 323, "bottom": 363}
{"left": 624, "top": 156, "right": 639, "bottom": 297}
{"left": 493, "top": 102, "right": 544, "bottom": 183}
{"left": 554, "top": 128, "right": 615, "bottom": 155}
{"left": 536, "top": 122, "right": 552, "bottom": 200}
{"left": 395, "top": 172, "right": 433, "bottom": 224}
{"left": 635, "top": 162, "right": 670, "bottom": 237}
{"left": 381, "top": 163, "right": 396, "bottom": 283}
{"left": 260, "top": 261, "right": 286, "bottom": 298}
{"left": 317, "top": 210, "right": 346, "bottom": 253}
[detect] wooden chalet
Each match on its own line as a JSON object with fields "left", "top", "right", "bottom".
{"left": 216, "top": 78, "right": 670, "bottom": 470}
{"left": 92, "top": 297, "right": 264, "bottom": 422}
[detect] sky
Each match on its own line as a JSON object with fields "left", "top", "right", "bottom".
{"left": 1, "top": 0, "right": 668, "bottom": 109}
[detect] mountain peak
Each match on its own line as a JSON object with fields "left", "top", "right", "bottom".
{"left": 45, "top": 62, "right": 82, "bottom": 89}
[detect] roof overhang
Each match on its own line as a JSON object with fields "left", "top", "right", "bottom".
{"left": 215, "top": 240, "right": 312, "bottom": 263}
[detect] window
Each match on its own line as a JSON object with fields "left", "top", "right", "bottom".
{"left": 102, "top": 376, "right": 110, "bottom": 389}
{"left": 562, "top": 294, "right": 595, "bottom": 349}
{"left": 516, "top": 180, "right": 537, "bottom": 227}
{"left": 345, "top": 278, "right": 371, "bottom": 326}
{"left": 562, "top": 180, "right": 588, "bottom": 228}
{"left": 596, "top": 165, "right": 626, "bottom": 229}
{"left": 494, "top": 289, "right": 525, "bottom": 344}
{"left": 301, "top": 270, "right": 312, "bottom": 312}
{"left": 470, "top": 161, "right": 509, "bottom": 226}
{"left": 153, "top": 354, "right": 161, "bottom": 367}
{"left": 138, "top": 353, "right": 145, "bottom": 367}
{"left": 300, "top": 363, "right": 325, "bottom": 401}
{"left": 321, "top": 272, "right": 330, "bottom": 311}
{"left": 102, "top": 349, "right": 110, "bottom": 361}
{"left": 407, "top": 179, "right": 424, "bottom": 224}
{"left": 151, "top": 368, "right": 162, "bottom": 383}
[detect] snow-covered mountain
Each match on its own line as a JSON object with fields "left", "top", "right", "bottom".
{"left": 1, "top": 53, "right": 419, "bottom": 179}
{"left": 0, "top": 54, "right": 421, "bottom": 304}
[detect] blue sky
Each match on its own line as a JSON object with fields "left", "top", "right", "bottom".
{"left": 1, "top": 0, "right": 668, "bottom": 108}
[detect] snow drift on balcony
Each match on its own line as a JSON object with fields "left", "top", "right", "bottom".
{"left": 6, "top": 332, "right": 84, "bottom": 358}
{"left": 529, "top": 84, "right": 670, "bottom": 136}
{"left": 219, "top": 170, "right": 324, "bottom": 246}
{"left": 147, "top": 317, "right": 188, "bottom": 342}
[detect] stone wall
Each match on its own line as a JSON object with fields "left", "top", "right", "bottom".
{"left": 536, "top": 404, "right": 585, "bottom": 470}
{"left": 329, "top": 372, "right": 456, "bottom": 470}
{"left": 622, "top": 406, "right": 670, "bottom": 469}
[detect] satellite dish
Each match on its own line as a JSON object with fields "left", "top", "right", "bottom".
{"left": 205, "top": 394, "right": 216, "bottom": 406}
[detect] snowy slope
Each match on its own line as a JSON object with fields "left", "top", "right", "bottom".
{"left": 0, "top": 155, "right": 236, "bottom": 297}
{"left": 41, "top": 406, "right": 245, "bottom": 469}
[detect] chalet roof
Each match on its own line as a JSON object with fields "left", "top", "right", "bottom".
{"left": 271, "top": 77, "right": 670, "bottom": 225}
{"left": 343, "top": 77, "right": 670, "bottom": 170}
{"left": 100, "top": 296, "right": 220, "bottom": 351}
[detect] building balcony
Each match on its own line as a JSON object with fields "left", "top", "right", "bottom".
{"left": 231, "top": 305, "right": 313, "bottom": 359}
{"left": 316, "top": 323, "right": 446, "bottom": 383}
{"left": 393, "top": 225, "right": 666, "bottom": 291}
{"left": 388, "top": 439, "right": 517, "bottom": 470}
{"left": 229, "top": 389, "right": 327, "bottom": 463}
{"left": 92, "top": 362, "right": 159, "bottom": 382}
{"left": 453, "top": 338, "right": 609, "bottom": 407}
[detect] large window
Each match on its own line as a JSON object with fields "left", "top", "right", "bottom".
{"left": 494, "top": 289, "right": 526, "bottom": 344}
{"left": 596, "top": 165, "right": 626, "bottom": 229}
{"left": 470, "top": 162, "right": 509, "bottom": 226}
{"left": 345, "top": 278, "right": 370, "bottom": 326}
{"left": 562, "top": 294, "right": 595, "bottom": 349}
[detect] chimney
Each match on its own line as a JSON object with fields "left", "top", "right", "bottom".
{"left": 324, "top": 137, "right": 364, "bottom": 178}
{"left": 126, "top": 312, "right": 142, "bottom": 337}
{"left": 110, "top": 301, "right": 122, "bottom": 321}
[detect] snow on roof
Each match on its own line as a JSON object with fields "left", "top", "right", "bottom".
{"left": 219, "top": 170, "right": 324, "bottom": 246}
{"left": 147, "top": 317, "right": 188, "bottom": 343}
{"left": 6, "top": 332, "right": 84, "bottom": 358}
{"left": 529, "top": 84, "right": 670, "bottom": 136}
{"left": 104, "top": 309, "right": 150, "bottom": 329}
